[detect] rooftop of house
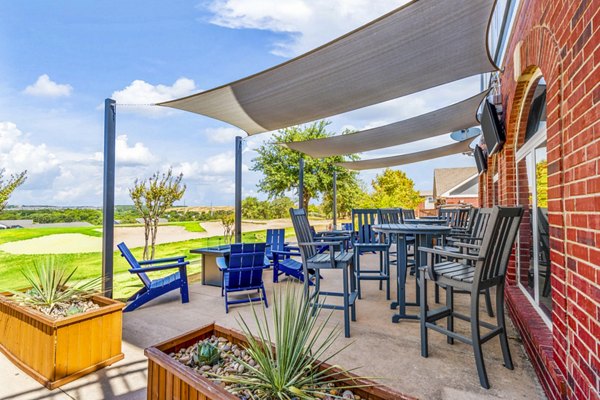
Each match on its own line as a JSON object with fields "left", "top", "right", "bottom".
{"left": 433, "top": 167, "right": 478, "bottom": 198}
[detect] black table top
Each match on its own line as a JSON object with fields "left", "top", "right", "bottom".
{"left": 190, "top": 244, "right": 231, "bottom": 255}
{"left": 404, "top": 218, "right": 448, "bottom": 225}
{"left": 372, "top": 223, "right": 452, "bottom": 235}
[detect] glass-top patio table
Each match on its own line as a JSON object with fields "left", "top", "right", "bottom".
{"left": 190, "top": 245, "right": 231, "bottom": 287}
{"left": 372, "top": 223, "right": 452, "bottom": 322}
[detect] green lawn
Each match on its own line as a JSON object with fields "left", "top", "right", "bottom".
{"left": 0, "top": 226, "right": 275, "bottom": 301}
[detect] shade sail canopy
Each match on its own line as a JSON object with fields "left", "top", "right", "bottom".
{"left": 337, "top": 139, "right": 474, "bottom": 171}
{"left": 158, "top": 0, "right": 497, "bottom": 135}
{"left": 286, "top": 91, "right": 488, "bottom": 157}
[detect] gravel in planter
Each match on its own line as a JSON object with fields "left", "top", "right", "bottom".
{"left": 171, "top": 335, "right": 361, "bottom": 400}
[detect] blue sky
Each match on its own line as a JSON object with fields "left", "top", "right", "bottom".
{"left": 0, "top": 0, "right": 479, "bottom": 207}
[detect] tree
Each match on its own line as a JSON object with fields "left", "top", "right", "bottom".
{"left": 321, "top": 178, "right": 368, "bottom": 218}
{"left": 0, "top": 169, "right": 27, "bottom": 213}
{"left": 220, "top": 212, "right": 235, "bottom": 244}
{"left": 368, "top": 169, "right": 422, "bottom": 209}
{"left": 130, "top": 168, "right": 186, "bottom": 260}
{"left": 270, "top": 197, "right": 295, "bottom": 218}
{"left": 251, "top": 121, "right": 360, "bottom": 209}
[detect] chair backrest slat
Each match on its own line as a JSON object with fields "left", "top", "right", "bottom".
{"left": 378, "top": 208, "right": 403, "bottom": 224}
{"left": 227, "top": 243, "right": 266, "bottom": 289}
{"left": 290, "top": 208, "right": 318, "bottom": 262}
{"left": 117, "top": 242, "right": 151, "bottom": 288}
{"left": 474, "top": 207, "right": 524, "bottom": 284}
{"left": 402, "top": 209, "right": 416, "bottom": 220}
{"left": 471, "top": 208, "right": 492, "bottom": 239}
{"left": 439, "top": 208, "right": 471, "bottom": 229}
{"left": 352, "top": 209, "right": 379, "bottom": 244}
{"left": 265, "top": 228, "right": 285, "bottom": 258}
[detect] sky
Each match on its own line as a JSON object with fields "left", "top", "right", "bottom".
{"left": 0, "top": 0, "right": 480, "bottom": 207}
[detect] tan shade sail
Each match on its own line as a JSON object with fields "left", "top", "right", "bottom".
{"left": 158, "top": 0, "right": 497, "bottom": 135}
{"left": 337, "top": 139, "right": 474, "bottom": 171}
{"left": 286, "top": 91, "right": 487, "bottom": 157}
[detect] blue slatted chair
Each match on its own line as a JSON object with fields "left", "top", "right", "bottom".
{"left": 117, "top": 242, "right": 189, "bottom": 312}
{"left": 217, "top": 243, "right": 269, "bottom": 313}
{"left": 352, "top": 209, "right": 390, "bottom": 300}
{"left": 265, "top": 228, "right": 286, "bottom": 264}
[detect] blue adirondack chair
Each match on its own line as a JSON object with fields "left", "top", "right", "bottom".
{"left": 117, "top": 242, "right": 190, "bottom": 312}
{"left": 265, "top": 228, "right": 286, "bottom": 264}
{"left": 216, "top": 243, "right": 269, "bottom": 313}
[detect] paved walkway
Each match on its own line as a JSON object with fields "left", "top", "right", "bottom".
{"left": 0, "top": 252, "right": 545, "bottom": 399}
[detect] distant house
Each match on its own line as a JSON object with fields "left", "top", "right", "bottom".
{"left": 432, "top": 167, "right": 478, "bottom": 207}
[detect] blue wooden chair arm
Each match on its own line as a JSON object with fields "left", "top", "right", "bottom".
{"left": 216, "top": 257, "right": 228, "bottom": 271}
{"left": 299, "top": 240, "right": 343, "bottom": 248}
{"left": 139, "top": 255, "right": 186, "bottom": 265}
{"left": 272, "top": 249, "right": 301, "bottom": 257}
{"left": 128, "top": 261, "right": 189, "bottom": 274}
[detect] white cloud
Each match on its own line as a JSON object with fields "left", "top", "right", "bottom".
{"left": 93, "top": 134, "right": 155, "bottom": 166}
{"left": 206, "top": 0, "right": 409, "bottom": 56}
{"left": 23, "top": 74, "right": 73, "bottom": 97}
{"left": 205, "top": 127, "right": 244, "bottom": 144}
{"left": 109, "top": 78, "right": 197, "bottom": 116}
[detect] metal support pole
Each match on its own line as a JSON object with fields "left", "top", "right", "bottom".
{"left": 102, "top": 99, "right": 116, "bottom": 298}
{"left": 298, "top": 158, "right": 304, "bottom": 209}
{"left": 332, "top": 171, "right": 337, "bottom": 229}
{"left": 234, "top": 136, "right": 242, "bottom": 243}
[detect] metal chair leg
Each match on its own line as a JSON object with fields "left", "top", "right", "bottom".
{"left": 435, "top": 283, "right": 440, "bottom": 303}
{"left": 446, "top": 285, "right": 454, "bottom": 345}
{"left": 379, "top": 252, "right": 383, "bottom": 291}
{"left": 343, "top": 264, "right": 351, "bottom": 338}
{"left": 419, "top": 271, "right": 429, "bottom": 358}
{"left": 355, "top": 250, "right": 362, "bottom": 299}
{"left": 496, "top": 284, "right": 514, "bottom": 370}
{"left": 385, "top": 249, "right": 390, "bottom": 300}
{"left": 470, "top": 291, "right": 490, "bottom": 389}
{"left": 484, "top": 288, "right": 495, "bottom": 317}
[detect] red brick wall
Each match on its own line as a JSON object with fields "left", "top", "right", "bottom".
{"left": 481, "top": 1, "right": 599, "bottom": 398}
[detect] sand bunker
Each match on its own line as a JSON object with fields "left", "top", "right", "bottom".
{"left": 0, "top": 233, "right": 102, "bottom": 254}
{"left": 0, "top": 219, "right": 326, "bottom": 255}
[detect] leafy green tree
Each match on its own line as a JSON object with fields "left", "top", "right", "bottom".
{"left": 130, "top": 168, "right": 186, "bottom": 260}
{"left": 536, "top": 160, "right": 548, "bottom": 208}
{"left": 270, "top": 197, "right": 295, "bottom": 218}
{"left": 251, "top": 121, "right": 360, "bottom": 209}
{"left": 242, "top": 197, "right": 269, "bottom": 219}
{"left": 220, "top": 212, "right": 235, "bottom": 244}
{"left": 321, "top": 178, "right": 368, "bottom": 218}
{"left": 367, "top": 168, "right": 421, "bottom": 209}
{"left": 0, "top": 169, "right": 27, "bottom": 213}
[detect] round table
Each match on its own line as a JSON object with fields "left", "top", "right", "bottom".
{"left": 372, "top": 223, "right": 452, "bottom": 323}
{"left": 404, "top": 218, "right": 448, "bottom": 225}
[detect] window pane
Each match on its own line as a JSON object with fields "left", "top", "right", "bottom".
{"left": 535, "top": 143, "right": 551, "bottom": 316}
{"left": 517, "top": 153, "right": 535, "bottom": 296}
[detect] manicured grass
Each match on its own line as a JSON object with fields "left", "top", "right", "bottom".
{"left": 0, "top": 230, "right": 270, "bottom": 301}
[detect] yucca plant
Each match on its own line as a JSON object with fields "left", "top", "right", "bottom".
{"left": 8, "top": 258, "right": 102, "bottom": 315}
{"left": 217, "top": 284, "right": 373, "bottom": 399}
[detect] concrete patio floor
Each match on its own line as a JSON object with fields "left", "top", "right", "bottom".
{"left": 0, "top": 253, "right": 546, "bottom": 399}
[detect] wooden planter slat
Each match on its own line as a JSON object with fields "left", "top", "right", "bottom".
{"left": 146, "top": 322, "right": 416, "bottom": 400}
{"left": 0, "top": 293, "right": 124, "bottom": 389}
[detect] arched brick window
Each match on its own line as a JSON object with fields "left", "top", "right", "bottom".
{"left": 515, "top": 70, "right": 551, "bottom": 323}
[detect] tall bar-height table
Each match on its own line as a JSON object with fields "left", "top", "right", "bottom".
{"left": 372, "top": 223, "right": 451, "bottom": 323}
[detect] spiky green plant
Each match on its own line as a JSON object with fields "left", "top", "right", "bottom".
{"left": 217, "top": 284, "right": 372, "bottom": 399}
{"left": 194, "top": 342, "right": 220, "bottom": 366}
{"left": 8, "top": 258, "right": 102, "bottom": 314}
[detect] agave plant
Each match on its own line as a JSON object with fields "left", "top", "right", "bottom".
{"left": 194, "top": 342, "right": 220, "bottom": 366}
{"left": 218, "top": 284, "right": 372, "bottom": 399}
{"left": 8, "top": 258, "right": 102, "bottom": 315}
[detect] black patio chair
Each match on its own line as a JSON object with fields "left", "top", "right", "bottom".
{"left": 352, "top": 209, "right": 390, "bottom": 300}
{"left": 289, "top": 208, "right": 357, "bottom": 338}
{"left": 418, "top": 206, "right": 524, "bottom": 389}
{"left": 439, "top": 207, "right": 471, "bottom": 230}
{"left": 434, "top": 208, "right": 495, "bottom": 317}
{"left": 402, "top": 208, "right": 416, "bottom": 220}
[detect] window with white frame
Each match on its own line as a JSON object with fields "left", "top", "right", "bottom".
{"left": 515, "top": 78, "right": 551, "bottom": 325}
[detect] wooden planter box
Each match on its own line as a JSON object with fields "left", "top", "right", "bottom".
{"left": 0, "top": 293, "right": 125, "bottom": 389}
{"left": 146, "top": 322, "right": 416, "bottom": 400}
